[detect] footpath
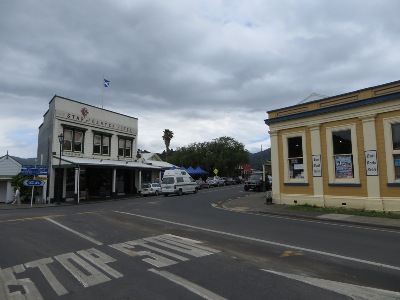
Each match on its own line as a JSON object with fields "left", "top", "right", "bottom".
{"left": 219, "top": 191, "right": 400, "bottom": 230}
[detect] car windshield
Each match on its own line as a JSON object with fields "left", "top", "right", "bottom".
{"left": 249, "top": 174, "right": 262, "bottom": 181}
{"left": 142, "top": 183, "right": 151, "bottom": 188}
{"left": 162, "top": 177, "right": 174, "bottom": 184}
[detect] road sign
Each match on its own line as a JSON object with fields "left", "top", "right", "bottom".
{"left": 21, "top": 165, "right": 48, "bottom": 176}
{"left": 23, "top": 180, "right": 45, "bottom": 187}
{"left": 213, "top": 168, "right": 218, "bottom": 175}
{"left": 35, "top": 177, "right": 48, "bottom": 181}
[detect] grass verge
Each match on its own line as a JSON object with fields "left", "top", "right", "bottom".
{"left": 288, "top": 204, "right": 400, "bottom": 219}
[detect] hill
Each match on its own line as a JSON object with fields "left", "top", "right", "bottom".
{"left": 249, "top": 148, "right": 271, "bottom": 169}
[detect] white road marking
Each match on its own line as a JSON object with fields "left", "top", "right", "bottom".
{"left": 261, "top": 269, "right": 400, "bottom": 300}
{"left": 113, "top": 211, "right": 400, "bottom": 272}
{"left": 215, "top": 205, "right": 400, "bottom": 234}
{"left": 45, "top": 217, "right": 103, "bottom": 245}
{"left": 148, "top": 268, "right": 227, "bottom": 300}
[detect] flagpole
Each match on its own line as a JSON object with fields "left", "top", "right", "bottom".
{"left": 101, "top": 75, "right": 104, "bottom": 109}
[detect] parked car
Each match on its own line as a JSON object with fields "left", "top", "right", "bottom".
{"left": 206, "top": 178, "right": 218, "bottom": 187}
{"left": 161, "top": 169, "right": 198, "bottom": 196}
{"left": 234, "top": 177, "right": 243, "bottom": 184}
{"left": 196, "top": 179, "right": 210, "bottom": 189}
{"left": 213, "top": 176, "right": 225, "bottom": 186}
{"left": 225, "top": 177, "right": 236, "bottom": 185}
{"left": 141, "top": 183, "right": 162, "bottom": 196}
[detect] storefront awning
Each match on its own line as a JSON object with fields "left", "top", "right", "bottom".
{"left": 52, "top": 156, "right": 162, "bottom": 170}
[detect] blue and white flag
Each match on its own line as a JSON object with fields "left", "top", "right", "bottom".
{"left": 103, "top": 79, "right": 110, "bottom": 87}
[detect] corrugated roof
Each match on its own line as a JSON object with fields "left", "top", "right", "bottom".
{"left": 52, "top": 156, "right": 162, "bottom": 170}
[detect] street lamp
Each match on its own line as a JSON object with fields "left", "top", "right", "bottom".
{"left": 57, "top": 133, "right": 64, "bottom": 204}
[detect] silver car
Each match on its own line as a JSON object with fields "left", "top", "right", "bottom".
{"left": 141, "top": 183, "right": 162, "bottom": 196}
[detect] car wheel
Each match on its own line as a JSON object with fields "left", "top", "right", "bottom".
{"left": 178, "top": 189, "right": 183, "bottom": 196}
{"left": 244, "top": 185, "right": 249, "bottom": 191}
{"left": 155, "top": 190, "right": 159, "bottom": 196}
{"left": 194, "top": 187, "right": 198, "bottom": 194}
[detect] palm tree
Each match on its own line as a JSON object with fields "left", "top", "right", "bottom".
{"left": 162, "top": 129, "right": 174, "bottom": 162}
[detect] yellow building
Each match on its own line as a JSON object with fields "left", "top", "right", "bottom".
{"left": 265, "top": 80, "right": 400, "bottom": 212}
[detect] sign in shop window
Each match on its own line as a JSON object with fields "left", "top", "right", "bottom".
{"left": 312, "top": 155, "right": 322, "bottom": 177}
{"left": 365, "top": 150, "right": 378, "bottom": 176}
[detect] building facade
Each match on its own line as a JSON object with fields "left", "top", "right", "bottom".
{"left": 37, "top": 95, "right": 161, "bottom": 203}
{"left": 265, "top": 80, "right": 400, "bottom": 212}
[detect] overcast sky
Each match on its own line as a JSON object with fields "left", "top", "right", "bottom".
{"left": 1, "top": 0, "right": 399, "bottom": 158}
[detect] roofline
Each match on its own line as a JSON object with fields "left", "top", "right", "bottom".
{"left": 265, "top": 91, "right": 400, "bottom": 125}
{"left": 267, "top": 79, "right": 400, "bottom": 114}
{"left": 50, "top": 95, "right": 139, "bottom": 120}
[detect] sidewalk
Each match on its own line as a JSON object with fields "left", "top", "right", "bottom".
{"left": 220, "top": 191, "right": 400, "bottom": 230}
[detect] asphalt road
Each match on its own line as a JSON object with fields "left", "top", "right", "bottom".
{"left": 0, "top": 185, "right": 399, "bottom": 299}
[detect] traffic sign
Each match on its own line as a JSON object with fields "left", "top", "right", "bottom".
{"left": 21, "top": 165, "right": 48, "bottom": 176}
{"left": 35, "top": 177, "right": 48, "bottom": 181}
{"left": 213, "top": 168, "right": 218, "bottom": 175}
{"left": 23, "top": 180, "right": 45, "bottom": 187}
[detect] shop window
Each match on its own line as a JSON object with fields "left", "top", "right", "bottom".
{"left": 282, "top": 132, "right": 308, "bottom": 183}
{"left": 385, "top": 120, "right": 400, "bottom": 183}
{"left": 118, "top": 138, "right": 132, "bottom": 158}
{"left": 93, "top": 133, "right": 110, "bottom": 155}
{"left": 63, "top": 128, "right": 84, "bottom": 153}
{"left": 333, "top": 130, "right": 354, "bottom": 179}
{"left": 288, "top": 136, "right": 304, "bottom": 179}
{"left": 326, "top": 124, "right": 359, "bottom": 185}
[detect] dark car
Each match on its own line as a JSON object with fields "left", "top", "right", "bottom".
{"left": 244, "top": 173, "right": 271, "bottom": 192}
{"left": 224, "top": 177, "right": 236, "bottom": 185}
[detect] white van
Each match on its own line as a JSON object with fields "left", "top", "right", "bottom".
{"left": 161, "top": 170, "right": 198, "bottom": 196}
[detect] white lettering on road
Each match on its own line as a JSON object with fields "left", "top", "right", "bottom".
{"left": 261, "top": 269, "right": 400, "bottom": 300}
{"left": 25, "top": 258, "right": 68, "bottom": 296}
{"left": 1, "top": 235, "right": 220, "bottom": 299}
{"left": 109, "top": 234, "right": 220, "bottom": 268}
{"left": 55, "top": 252, "right": 111, "bottom": 288}
{"left": 77, "top": 248, "right": 123, "bottom": 279}
{"left": 2, "top": 264, "right": 43, "bottom": 300}
{"left": 113, "top": 211, "right": 400, "bottom": 272}
{"left": 149, "top": 268, "right": 227, "bottom": 300}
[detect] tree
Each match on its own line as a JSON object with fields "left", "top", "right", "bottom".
{"left": 169, "top": 136, "right": 249, "bottom": 176}
{"left": 11, "top": 173, "right": 33, "bottom": 201}
{"left": 162, "top": 129, "right": 174, "bottom": 162}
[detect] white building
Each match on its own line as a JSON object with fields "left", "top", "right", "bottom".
{"left": 0, "top": 154, "right": 22, "bottom": 203}
{"left": 37, "top": 95, "right": 162, "bottom": 203}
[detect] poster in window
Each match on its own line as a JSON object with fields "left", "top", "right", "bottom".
{"left": 335, "top": 155, "right": 353, "bottom": 178}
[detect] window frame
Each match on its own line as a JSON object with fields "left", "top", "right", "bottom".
{"left": 326, "top": 124, "right": 360, "bottom": 185}
{"left": 118, "top": 137, "right": 133, "bottom": 158}
{"left": 62, "top": 127, "right": 85, "bottom": 153}
{"left": 282, "top": 131, "right": 308, "bottom": 184}
{"left": 383, "top": 117, "right": 400, "bottom": 184}
{"left": 92, "top": 132, "right": 111, "bottom": 156}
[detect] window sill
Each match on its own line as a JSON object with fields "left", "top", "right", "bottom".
{"left": 387, "top": 183, "right": 400, "bottom": 187}
{"left": 284, "top": 182, "right": 309, "bottom": 186}
{"left": 328, "top": 183, "right": 361, "bottom": 187}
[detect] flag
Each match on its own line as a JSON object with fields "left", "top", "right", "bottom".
{"left": 103, "top": 79, "right": 110, "bottom": 87}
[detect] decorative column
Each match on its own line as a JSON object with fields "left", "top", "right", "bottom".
{"left": 269, "top": 130, "right": 281, "bottom": 203}
{"left": 360, "top": 115, "right": 382, "bottom": 211}
{"left": 309, "top": 124, "right": 325, "bottom": 206}
{"left": 112, "top": 168, "right": 117, "bottom": 198}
